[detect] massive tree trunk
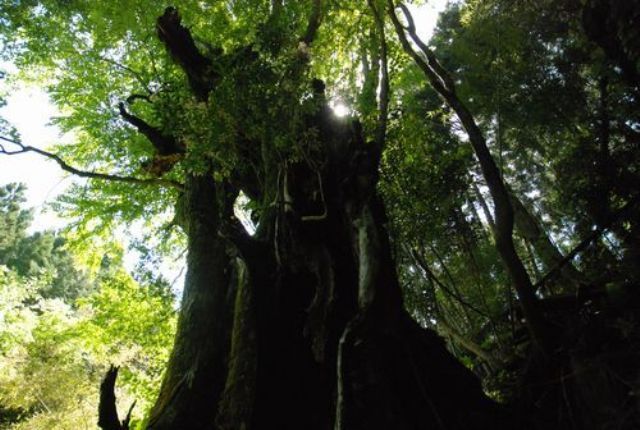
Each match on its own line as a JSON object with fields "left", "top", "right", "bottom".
{"left": 212, "top": 115, "right": 509, "bottom": 429}
{"left": 144, "top": 107, "right": 510, "bottom": 430}
{"left": 100, "top": 7, "right": 513, "bottom": 430}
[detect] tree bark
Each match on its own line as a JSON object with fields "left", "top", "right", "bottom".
{"left": 147, "top": 174, "right": 233, "bottom": 429}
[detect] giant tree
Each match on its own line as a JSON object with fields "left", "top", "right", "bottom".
{"left": 0, "top": 1, "right": 510, "bottom": 429}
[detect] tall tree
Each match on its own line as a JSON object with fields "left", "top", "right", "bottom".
{"left": 1, "top": 1, "right": 508, "bottom": 429}
{"left": 0, "top": 183, "right": 92, "bottom": 301}
{"left": 386, "top": 1, "right": 552, "bottom": 354}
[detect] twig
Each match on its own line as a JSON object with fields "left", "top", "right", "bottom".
{"left": 99, "top": 56, "right": 151, "bottom": 92}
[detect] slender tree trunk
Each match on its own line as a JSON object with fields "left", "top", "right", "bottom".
{"left": 472, "top": 180, "right": 496, "bottom": 233}
{"left": 388, "top": 3, "right": 553, "bottom": 355}
{"left": 467, "top": 189, "right": 493, "bottom": 243}
{"left": 509, "top": 191, "right": 586, "bottom": 290}
{"left": 449, "top": 98, "right": 552, "bottom": 354}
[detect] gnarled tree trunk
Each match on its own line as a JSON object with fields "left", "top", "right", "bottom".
{"left": 220, "top": 114, "right": 510, "bottom": 429}
{"left": 100, "top": 7, "right": 513, "bottom": 430}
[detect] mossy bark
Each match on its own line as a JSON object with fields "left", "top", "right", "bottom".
{"left": 147, "top": 174, "right": 233, "bottom": 429}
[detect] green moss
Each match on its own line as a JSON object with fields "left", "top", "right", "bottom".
{"left": 216, "top": 259, "right": 257, "bottom": 429}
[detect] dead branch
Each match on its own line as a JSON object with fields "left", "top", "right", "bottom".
{"left": 98, "top": 366, "right": 136, "bottom": 430}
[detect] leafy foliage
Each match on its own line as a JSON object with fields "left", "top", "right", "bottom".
{"left": 0, "top": 0, "right": 639, "bottom": 427}
{"left": 0, "top": 186, "right": 176, "bottom": 429}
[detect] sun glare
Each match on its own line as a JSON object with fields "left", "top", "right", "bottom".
{"left": 332, "top": 103, "right": 350, "bottom": 117}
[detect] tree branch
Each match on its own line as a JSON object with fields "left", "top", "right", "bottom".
{"left": 396, "top": 3, "right": 455, "bottom": 92}
{"left": 386, "top": 2, "right": 452, "bottom": 96}
{"left": 118, "top": 102, "right": 184, "bottom": 155}
{"left": 125, "top": 94, "right": 152, "bottom": 104}
{"left": 99, "top": 56, "right": 151, "bottom": 92}
{"left": 387, "top": 5, "right": 446, "bottom": 97}
{"left": 156, "top": 7, "right": 220, "bottom": 101}
{"left": 301, "top": 0, "right": 323, "bottom": 45}
{"left": 0, "top": 136, "right": 183, "bottom": 191}
{"left": 368, "top": 0, "right": 390, "bottom": 148}
{"left": 437, "top": 319, "right": 501, "bottom": 368}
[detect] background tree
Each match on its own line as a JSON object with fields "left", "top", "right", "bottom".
{"left": 384, "top": 0, "right": 640, "bottom": 428}
{"left": 0, "top": 185, "right": 176, "bottom": 429}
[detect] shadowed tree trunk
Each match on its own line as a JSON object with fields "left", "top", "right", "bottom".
{"left": 100, "top": 6, "right": 514, "bottom": 430}
{"left": 146, "top": 174, "right": 233, "bottom": 429}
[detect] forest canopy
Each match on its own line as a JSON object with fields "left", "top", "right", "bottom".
{"left": 0, "top": 0, "right": 639, "bottom": 429}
